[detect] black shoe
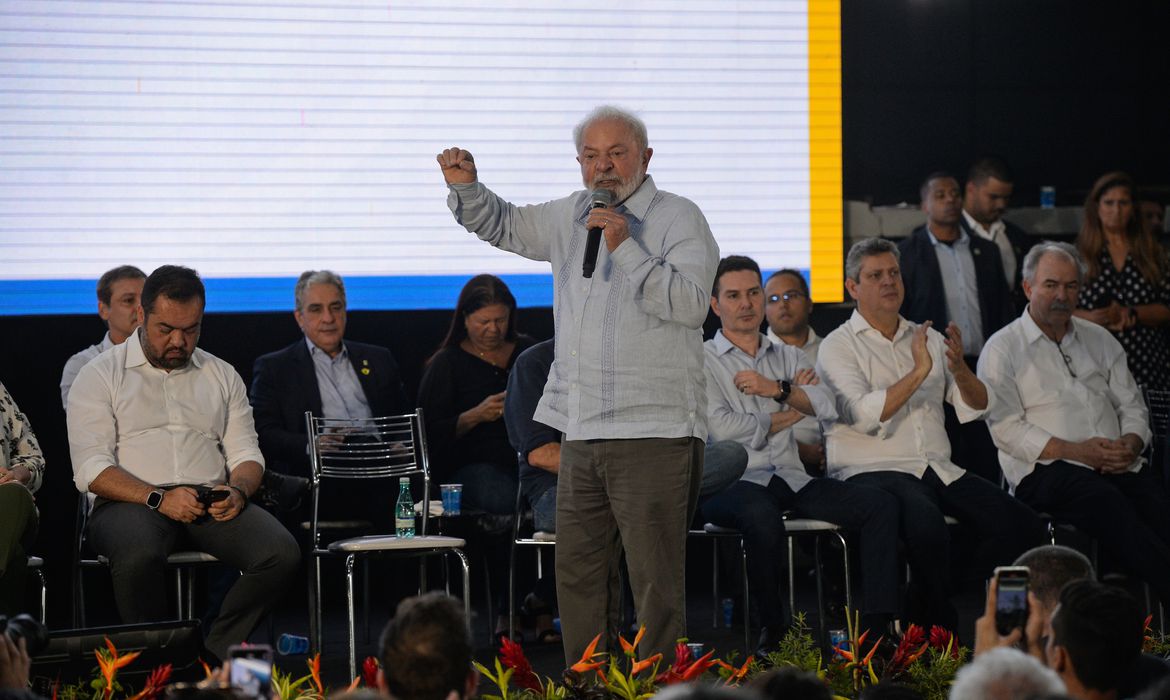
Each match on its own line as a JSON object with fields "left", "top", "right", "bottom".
{"left": 756, "top": 626, "right": 784, "bottom": 657}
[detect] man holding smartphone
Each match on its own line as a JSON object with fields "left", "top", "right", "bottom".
{"left": 67, "top": 265, "right": 300, "bottom": 661}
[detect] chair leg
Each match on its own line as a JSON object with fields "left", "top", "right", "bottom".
{"left": 451, "top": 549, "right": 472, "bottom": 635}
{"left": 508, "top": 541, "right": 517, "bottom": 642}
{"left": 814, "top": 537, "right": 827, "bottom": 645}
{"left": 345, "top": 555, "right": 357, "bottom": 682}
{"left": 740, "top": 537, "right": 750, "bottom": 654}
{"left": 309, "top": 556, "right": 322, "bottom": 655}
{"left": 174, "top": 569, "right": 184, "bottom": 619}
{"left": 834, "top": 530, "right": 853, "bottom": 612}
{"left": 787, "top": 536, "right": 796, "bottom": 620}
{"left": 35, "top": 568, "right": 47, "bottom": 625}
{"left": 362, "top": 562, "right": 370, "bottom": 642}
{"left": 711, "top": 538, "right": 719, "bottom": 628}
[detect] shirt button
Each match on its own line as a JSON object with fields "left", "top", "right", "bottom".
{"left": 571, "top": 350, "right": 577, "bottom": 357}
{"left": 570, "top": 383, "right": 577, "bottom": 389}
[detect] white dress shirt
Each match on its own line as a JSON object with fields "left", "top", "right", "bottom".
{"left": 817, "top": 310, "right": 986, "bottom": 484}
{"left": 67, "top": 329, "right": 264, "bottom": 493}
{"left": 977, "top": 310, "right": 1150, "bottom": 488}
{"left": 766, "top": 326, "right": 824, "bottom": 446}
{"left": 60, "top": 331, "right": 114, "bottom": 408}
{"left": 704, "top": 331, "right": 838, "bottom": 490}
{"left": 963, "top": 210, "right": 1016, "bottom": 290}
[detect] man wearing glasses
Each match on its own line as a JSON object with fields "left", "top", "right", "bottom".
{"left": 764, "top": 270, "right": 825, "bottom": 473}
{"left": 978, "top": 241, "right": 1170, "bottom": 605}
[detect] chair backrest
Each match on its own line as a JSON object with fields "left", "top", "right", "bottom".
{"left": 304, "top": 409, "right": 433, "bottom": 544}
{"left": 1145, "top": 387, "right": 1170, "bottom": 443}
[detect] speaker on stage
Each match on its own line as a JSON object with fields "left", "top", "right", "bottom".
{"left": 29, "top": 620, "right": 206, "bottom": 692}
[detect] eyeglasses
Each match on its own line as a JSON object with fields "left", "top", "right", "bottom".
{"left": 767, "top": 291, "right": 807, "bottom": 303}
{"left": 1052, "top": 338, "right": 1077, "bottom": 378}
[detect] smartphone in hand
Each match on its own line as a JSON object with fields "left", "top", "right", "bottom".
{"left": 993, "top": 566, "right": 1030, "bottom": 636}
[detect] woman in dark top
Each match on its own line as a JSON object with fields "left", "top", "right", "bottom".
{"left": 1074, "top": 172, "right": 1170, "bottom": 390}
{"left": 418, "top": 274, "right": 534, "bottom": 514}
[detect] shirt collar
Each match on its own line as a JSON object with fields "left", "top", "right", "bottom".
{"left": 126, "top": 327, "right": 203, "bottom": 370}
{"left": 1020, "top": 305, "right": 1077, "bottom": 346}
{"left": 578, "top": 174, "right": 657, "bottom": 221}
{"left": 306, "top": 336, "right": 348, "bottom": 362}
{"left": 926, "top": 224, "right": 969, "bottom": 248}
{"left": 961, "top": 209, "right": 1005, "bottom": 239}
{"left": 846, "top": 308, "right": 913, "bottom": 340}
{"left": 712, "top": 329, "right": 772, "bottom": 357}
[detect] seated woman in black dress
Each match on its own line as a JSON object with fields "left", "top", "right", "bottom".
{"left": 418, "top": 274, "right": 535, "bottom": 514}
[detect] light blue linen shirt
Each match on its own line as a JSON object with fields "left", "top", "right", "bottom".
{"left": 307, "top": 339, "right": 371, "bottom": 421}
{"left": 447, "top": 175, "right": 719, "bottom": 441}
{"left": 926, "top": 226, "right": 984, "bottom": 355}
{"left": 704, "top": 331, "right": 837, "bottom": 490}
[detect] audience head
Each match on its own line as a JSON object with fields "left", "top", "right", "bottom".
{"left": 710, "top": 255, "right": 764, "bottom": 336}
{"left": 437, "top": 274, "right": 518, "bottom": 355}
{"left": 1012, "top": 545, "right": 1094, "bottom": 620}
{"left": 1047, "top": 579, "right": 1144, "bottom": 697}
{"left": 845, "top": 237, "right": 903, "bottom": 316}
{"left": 920, "top": 172, "right": 963, "bottom": 233}
{"left": 764, "top": 269, "right": 813, "bottom": 342}
{"left": 378, "top": 593, "right": 474, "bottom": 700}
{"left": 964, "top": 157, "right": 1015, "bottom": 227}
{"left": 294, "top": 270, "right": 348, "bottom": 357}
{"left": 950, "top": 647, "right": 1065, "bottom": 700}
{"left": 654, "top": 685, "right": 754, "bottom": 700}
{"left": 749, "top": 666, "right": 831, "bottom": 700}
{"left": 573, "top": 105, "right": 651, "bottom": 204}
{"left": 1077, "top": 171, "right": 1166, "bottom": 284}
{"left": 1020, "top": 243, "right": 1085, "bottom": 336}
{"left": 138, "top": 265, "right": 205, "bottom": 370}
{"left": 96, "top": 265, "right": 147, "bottom": 343}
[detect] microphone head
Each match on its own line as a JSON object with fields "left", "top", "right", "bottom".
{"left": 590, "top": 188, "right": 615, "bottom": 208}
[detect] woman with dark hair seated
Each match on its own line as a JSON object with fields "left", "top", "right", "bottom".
{"left": 417, "top": 275, "right": 535, "bottom": 640}
{"left": 419, "top": 274, "right": 535, "bottom": 513}
{"left": 1074, "top": 171, "right": 1170, "bottom": 390}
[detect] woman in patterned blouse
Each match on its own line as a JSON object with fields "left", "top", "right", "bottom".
{"left": 1074, "top": 172, "right": 1170, "bottom": 390}
{"left": 0, "top": 381, "right": 45, "bottom": 616}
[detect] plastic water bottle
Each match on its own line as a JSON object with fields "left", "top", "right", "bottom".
{"left": 395, "top": 477, "right": 415, "bottom": 538}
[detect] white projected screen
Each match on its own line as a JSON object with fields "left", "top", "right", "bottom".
{"left": 0, "top": 1, "right": 831, "bottom": 314}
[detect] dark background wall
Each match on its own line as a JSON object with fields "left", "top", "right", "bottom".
{"left": 843, "top": 0, "right": 1170, "bottom": 206}
{"left": 4, "top": 0, "right": 1169, "bottom": 626}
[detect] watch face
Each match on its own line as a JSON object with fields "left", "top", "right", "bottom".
{"left": 147, "top": 490, "right": 164, "bottom": 509}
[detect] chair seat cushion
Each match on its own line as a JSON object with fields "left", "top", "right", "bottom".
{"left": 326, "top": 534, "right": 466, "bottom": 553}
{"left": 782, "top": 518, "right": 842, "bottom": 533}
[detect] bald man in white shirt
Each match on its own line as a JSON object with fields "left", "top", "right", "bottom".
{"left": 978, "top": 241, "right": 1170, "bottom": 606}
{"left": 67, "top": 265, "right": 299, "bottom": 660}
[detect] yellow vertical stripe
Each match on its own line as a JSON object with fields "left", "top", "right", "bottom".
{"left": 808, "top": 0, "right": 843, "bottom": 302}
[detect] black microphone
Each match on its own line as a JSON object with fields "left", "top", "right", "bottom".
{"left": 582, "top": 188, "right": 615, "bottom": 278}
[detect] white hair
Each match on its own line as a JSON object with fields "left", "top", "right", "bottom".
{"left": 572, "top": 105, "right": 648, "bottom": 154}
{"left": 1021, "top": 241, "right": 1085, "bottom": 286}
{"left": 949, "top": 648, "right": 1066, "bottom": 700}
{"left": 294, "top": 269, "right": 346, "bottom": 311}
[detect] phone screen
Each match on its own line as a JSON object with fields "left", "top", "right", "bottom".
{"left": 995, "top": 566, "right": 1030, "bottom": 635}
{"left": 229, "top": 645, "right": 273, "bottom": 699}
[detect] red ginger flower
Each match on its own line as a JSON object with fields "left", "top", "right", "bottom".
{"left": 929, "top": 626, "right": 960, "bottom": 659}
{"left": 362, "top": 656, "right": 380, "bottom": 689}
{"left": 498, "top": 636, "right": 542, "bottom": 693}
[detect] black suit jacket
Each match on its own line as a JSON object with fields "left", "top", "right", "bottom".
{"left": 250, "top": 339, "right": 410, "bottom": 476}
{"left": 959, "top": 214, "right": 1034, "bottom": 312}
{"left": 898, "top": 226, "right": 1016, "bottom": 349}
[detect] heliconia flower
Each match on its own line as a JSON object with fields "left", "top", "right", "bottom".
{"left": 346, "top": 676, "right": 361, "bottom": 692}
{"left": 129, "top": 665, "right": 173, "bottom": 700}
{"left": 716, "top": 655, "right": 753, "bottom": 684}
{"left": 498, "top": 636, "right": 541, "bottom": 692}
{"left": 680, "top": 651, "right": 716, "bottom": 681}
{"left": 307, "top": 653, "right": 324, "bottom": 693}
{"left": 619, "top": 626, "right": 646, "bottom": 656}
{"left": 362, "top": 656, "right": 380, "bottom": 689}
{"left": 630, "top": 652, "right": 662, "bottom": 675}
{"left": 570, "top": 634, "right": 605, "bottom": 673}
{"left": 200, "top": 659, "right": 213, "bottom": 679}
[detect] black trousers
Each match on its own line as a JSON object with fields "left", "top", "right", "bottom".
{"left": 1016, "top": 461, "right": 1170, "bottom": 603}
{"left": 849, "top": 467, "right": 1045, "bottom": 630}
{"left": 701, "top": 475, "right": 902, "bottom": 631}
{"left": 89, "top": 500, "right": 300, "bottom": 659}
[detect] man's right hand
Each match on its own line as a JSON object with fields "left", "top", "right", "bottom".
{"left": 157, "top": 486, "right": 206, "bottom": 523}
{"left": 1072, "top": 437, "right": 1137, "bottom": 473}
{"left": 911, "top": 320, "right": 933, "bottom": 378}
{"left": 436, "top": 147, "right": 477, "bottom": 185}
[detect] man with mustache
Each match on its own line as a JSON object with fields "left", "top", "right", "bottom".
{"left": 437, "top": 105, "right": 719, "bottom": 662}
{"left": 67, "top": 265, "right": 300, "bottom": 660}
{"left": 978, "top": 242, "right": 1170, "bottom": 606}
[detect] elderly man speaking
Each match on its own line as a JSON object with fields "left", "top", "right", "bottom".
{"left": 437, "top": 105, "right": 719, "bottom": 662}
